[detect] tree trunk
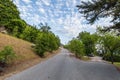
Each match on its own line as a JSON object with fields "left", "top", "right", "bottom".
{"left": 110, "top": 53, "right": 114, "bottom": 64}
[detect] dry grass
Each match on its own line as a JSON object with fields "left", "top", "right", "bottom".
{"left": 0, "top": 33, "right": 61, "bottom": 80}
{"left": 0, "top": 48, "right": 61, "bottom": 80}
{"left": 0, "top": 33, "right": 39, "bottom": 63}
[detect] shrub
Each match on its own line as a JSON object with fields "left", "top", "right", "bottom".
{"left": 66, "top": 39, "right": 85, "bottom": 58}
{"left": 35, "top": 33, "right": 49, "bottom": 57}
{"left": 35, "top": 32, "right": 60, "bottom": 57}
{"left": 103, "top": 54, "right": 120, "bottom": 62}
{"left": 0, "top": 46, "right": 16, "bottom": 66}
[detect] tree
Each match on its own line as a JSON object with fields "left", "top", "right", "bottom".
{"left": 35, "top": 23, "right": 60, "bottom": 57}
{"left": 35, "top": 30, "right": 60, "bottom": 57}
{"left": 0, "top": 0, "right": 20, "bottom": 26}
{"left": 0, "top": 0, "right": 28, "bottom": 37}
{"left": 6, "top": 19, "right": 26, "bottom": 36}
{"left": 38, "top": 23, "right": 51, "bottom": 32}
{"left": 20, "top": 25, "right": 39, "bottom": 43}
{"left": 35, "top": 33, "right": 49, "bottom": 57}
{"left": 47, "top": 33, "right": 60, "bottom": 51}
{"left": 76, "top": 0, "right": 120, "bottom": 30}
{"left": 96, "top": 27, "right": 120, "bottom": 63}
{"left": 100, "top": 34, "right": 120, "bottom": 64}
{"left": 67, "top": 39, "right": 85, "bottom": 58}
{"left": 77, "top": 31, "right": 98, "bottom": 55}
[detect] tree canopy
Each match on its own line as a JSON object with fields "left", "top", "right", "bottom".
{"left": 64, "top": 39, "right": 85, "bottom": 58}
{"left": 38, "top": 23, "right": 51, "bottom": 32}
{"left": 35, "top": 30, "right": 60, "bottom": 57}
{"left": 76, "top": 0, "right": 120, "bottom": 30}
{"left": 77, "top": 31, "right": 98, "bottom": 55}
{"left": 0, "top": 0, "right": 61, "bottom": 58}
{"left": 0, "top": 0, "right": 20, "bottom": 26}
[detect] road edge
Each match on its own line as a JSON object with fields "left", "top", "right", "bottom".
{"left": 0, "top": 48, "right": 61, "bottom": 80}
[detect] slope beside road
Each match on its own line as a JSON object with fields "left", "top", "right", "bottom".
{"left": 6, "top": 48, "right": 120, "bottom": 80}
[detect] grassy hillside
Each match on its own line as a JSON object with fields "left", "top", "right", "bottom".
{"left": 0, "top": 33, "right": 39, "bottom": 64}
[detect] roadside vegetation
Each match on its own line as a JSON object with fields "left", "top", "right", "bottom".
{"left": 0, "top": 46, "right": 16, "bottom": 69}
{"left": 64, "top": 39, "right": 84, "bottom": 58}
{"left": 114, "top": 62, "right": 120, "bottom": 68}
{"left": 64, "top": 32, "right": 98, "bottom": 59}
{"left": 64, "top": 28, "right": 120, "bottom": 64}
{"left": 0, "top": 33, "right": 41, "bottom": 73}
{"left": 0, "top": 0, "right": 60, "bottom": 73}
{"left": 65, "top": 0, "right": 120, "bottom": 65}
{"left": 35, "top": 24, "right": 60, "bottom": 57}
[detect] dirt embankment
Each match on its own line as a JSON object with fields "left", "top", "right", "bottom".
{"left": 0, "top": 33, "right": 61, "bottom": 80}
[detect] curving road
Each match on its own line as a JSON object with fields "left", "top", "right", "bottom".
{"left": 6, "top": 48, "right": 120, "bottom": 80}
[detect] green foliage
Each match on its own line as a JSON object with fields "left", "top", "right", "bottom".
{"left": 100, "top": 34, "right": 120, "bottom": 63}
{"left": 65, "top": 31, "right": 98, "bottom": 58}
{"left": 77, "top": 0, "right": 120, "bottom": 30}
{"left": 77, "top": 31, "right": 98, "bottom": 55}
{"left": 103, "top": 54, "right": 120, "bottom": 62}
{"left": 0, "top": 46, "right": 16, "bottom": 64}
{"left": 0, "top": 0, "right": 61, "bottom": 59}
{"left": 92, "top": 28, "right": 120, "bottom": 63}
{"left": 0, "top": 0, "right": 20, "bottom": 26}
{"left": 35, "top": 32, "right": 60, "bottom": 57}
{"left": 20, "top": 26, "right": 39, "bottom": 43}
{"left": 12, "top": 26, "right": 19, "bottom": 37}
{"left": 35, "top": 33, "right": 50, "bottom": 57}
{"left": 65, "top": 39, "right": 85, "bottom": 58}
{"left": 47, "top": 33, "right": 60, "bottom": 51}
{"left": 6, "top": 19, "right": 26, "bottom": 36}
{"left": 76, "top": 0, "right": 120, "bottom": 63}
{"left": 39, "top": 23, "right": 51, "bottom": 32}
{"left": 0, "top": 0, "right": 28, "bottom": 38}
{"left": 35, "top": 23, "right": 60, "bottom": 57}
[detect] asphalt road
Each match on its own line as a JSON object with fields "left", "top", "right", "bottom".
{"left": 6, "top": 48, "right": 120, "bottom": 80}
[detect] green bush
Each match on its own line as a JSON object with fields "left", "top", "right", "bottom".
{"left": 35, "top": 33, "right": 49, "bottom": 57}
{"left": 20, "top": 26, "right": 39, "bottom": 43}
{"left": 103, "top": 54, "right": 120, "bottom": 62}
{"left": 66, "top": 39, "right": 85, "bottom": 58}
{"left": 0, "top": 46, "right": 16, "bottom": 65}
{"left": 35, "top": 32, "right": 60, "bottom": 57}
{"left": 114, "top": 55, "right": 120, "bottom": 62}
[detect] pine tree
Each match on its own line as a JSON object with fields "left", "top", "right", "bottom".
{"left": 76, "top": 0, "right": 120, "bottom": 30}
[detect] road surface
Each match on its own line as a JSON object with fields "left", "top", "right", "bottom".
{"left": 6, "top": 48, "right": 120, "bottom": 80}
{"left": 90, "top": 56, "right": 103, "bottom": 62}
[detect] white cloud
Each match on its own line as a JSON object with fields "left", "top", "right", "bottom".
{"left": 41, "top": 0, "right": 51, "bottom": 6}
{"left": 25, "top": 14, "right": 41, "bottom": 25}
{"left": 62, "top": 14, "right": 83, "bottom": 37}
{"left": 35, "top": 0, "right": 44, "bottom": 7}
{"left": 81, "top": 0, "right": 92, "bottom": 2}
{"left": 13, "top": 0, "right": 20, "bottom": 5}
{"left": 38, "top": 8, "right": 45, "bottom": 14}
{"left": 22, "top": 0, "right": 32, "bottom": 4}
{"left": 58, "top": 18, "right": 63, "bottom": 25}
{"left": 13, "top": 0, "right": 113, "bottom": 44}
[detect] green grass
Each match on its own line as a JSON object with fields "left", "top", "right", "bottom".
{"left": 81, "top": 56, "right": 90, "bottom": 61}
{"left": 114, "top": 62, "right": 120, "bottom": 68}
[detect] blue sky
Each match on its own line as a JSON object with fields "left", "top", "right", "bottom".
{"left": 13, "top": 0, "right": 112, "bottom": 44}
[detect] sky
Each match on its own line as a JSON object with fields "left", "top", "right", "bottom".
{"left": 13, "top": 0, "right": 113, "bottom": 44}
